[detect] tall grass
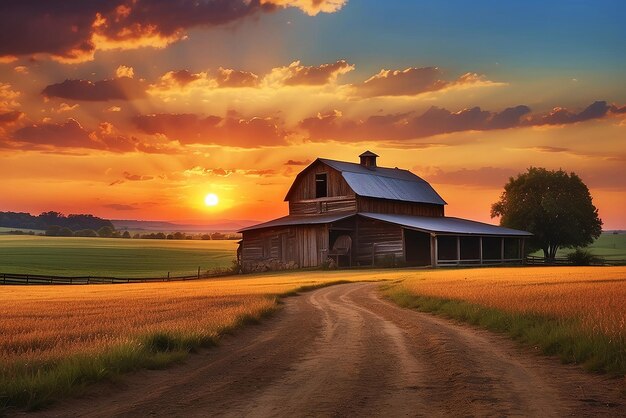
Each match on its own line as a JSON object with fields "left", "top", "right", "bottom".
{"left": 0, "top": 270, "right": 390, "bottom": 411}
{"left": 383, "top": 266, "right": 626, "bottom": 376}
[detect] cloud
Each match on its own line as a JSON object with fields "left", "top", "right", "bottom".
{"left": 0, "top": 1, "right": 345, "bottom": 63}
{"left": 527, "top": 101, "right": 626, "bottom": 126}
{"left": 215, "top": 67, "right": 260, "bottom": 87}
{"left": 42, "top": 77, "right": 146, "bottom": 101}
{"left": 261, "top": 0, "right": 347, "bottom": 16}
{"left": 0, "top": 110, "right": 24, "bottom": 124}
{"left": 0, "top": 83, "right": 21, "bottom": 109}
{"left": 285, "top": 159, "right": 311, "bottom": 165}
{"left": 9, "top": 118, "right": 174, "bottom": 153}
{"left": 354, "top": 67, "right": 502, "bottom": 98}
{"left": 133, "top": 112, "right": 288, "bottom": 147}
{"left": 152, "top": 67, "right": 259, "bottom": 91}
{"left": 299, "top": 101, "right": 623, "bottom": 142}
{"left": 13, "top": 65, "right": 28, "bottom": 74}
{"left": 264, "top": 60, "right": 354, "bottom": 86}
{"left": 123, "top": 171, "right": 153, "bottom": 181}
{"left": 115, "top": 65, "right": 134, "bottom": 78}
{"left": 102, "top": 203, "right": 138, "bottom": 211}
{"left": 13, "top": 118, "right": 93, "bottom": 148}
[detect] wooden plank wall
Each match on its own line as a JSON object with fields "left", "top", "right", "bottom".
{"left": 241, "top": 225, "right": 328, "bottom": 268}
{"left": 289, "top": 197, "right": 357, "bottom": 216}
{"left": 357, "top": 197, "right": 444, "bottom": 217}
{"left": 288, "top": 161, "right": 354, "bottom": 201}
{"left": 354, "top": 217, "right": 404, "bottom": 266}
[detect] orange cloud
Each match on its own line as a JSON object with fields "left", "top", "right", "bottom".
{"left": 354, "top": 67, "right": 503, "bottom": 98}
{"left": 133, "top": 112, "right": 288, "bottom": 148}
{"left": 261, "top": 0, "right": 348, "bottom": 16}
{"left": 264, "top": 60, "right": 354, "bottom": 86}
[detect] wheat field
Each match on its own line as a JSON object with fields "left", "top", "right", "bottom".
{"left": 390, "top": 266, "right": 626, "bottom": 341}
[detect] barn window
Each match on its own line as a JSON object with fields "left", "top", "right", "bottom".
{"left": 315, "top": 173, "right": 327, "bottom": 198}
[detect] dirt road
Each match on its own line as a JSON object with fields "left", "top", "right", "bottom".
{"left": 29, "top": 283, "right": 624, "bottom": 417}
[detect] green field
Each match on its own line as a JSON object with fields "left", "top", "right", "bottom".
{"left": 530, "top": 232, "right": 626, "bottom": 262}
{"left": 0, "top": 235, "right": 238, "bottom": 277}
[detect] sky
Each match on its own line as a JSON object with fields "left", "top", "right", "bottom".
{"left": 0, "top": 0, "right": 624, "bottom": 228}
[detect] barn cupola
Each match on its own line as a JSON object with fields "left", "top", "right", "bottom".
{"left": 359, "top": 150, "right": 379, "bottom": 169}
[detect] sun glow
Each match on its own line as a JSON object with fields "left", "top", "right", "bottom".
{"left": 204, "top": 193, "right": 219, "bottom": 206}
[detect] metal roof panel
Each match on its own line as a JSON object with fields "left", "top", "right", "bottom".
{"left": 359, "top": 213, "right": 532, "bottom": 236}
{"left": 238, "top": 213, "right": 355, "bottom": 233}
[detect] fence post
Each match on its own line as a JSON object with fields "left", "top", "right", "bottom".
{"left": 26, "top": 275, "right": 29, "bottom": 285}
{"left": 197, "top": 267, "right": 200, "bottom": 279}
{"left": 167, "top": 272, "right": 170, "bottom": 281}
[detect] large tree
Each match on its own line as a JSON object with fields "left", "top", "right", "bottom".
{"left": 491, "top": 167, "right": 602, "bottom": 260}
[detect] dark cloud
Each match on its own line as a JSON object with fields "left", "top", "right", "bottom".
{"left": 13, "top": 118, "right": 93, "bottom": 147}
{"left": 102, "top": 203, "right": 138, "bottom": 211}
{"left": 216, "top": 67, "right": 259, "bottom": 87}
{"left": 0, "top": 110, "right": 23, "bottom": 124}
{"left": 0, "top": 0, "right": 344, "bottom": 62}
{"left": 133, "top": 113, "right": 287, "bottom": 147}
{"left": 300, "top": 101, "right": 624, "bottom": 142}
{"left": 9, "top": 118, "right": 173, "bottom": 153}
{"left": 354, "top": 67, "right": 498, "bottom": 97}
{"left": 531, "top": 101, "right": 612, "bottom": 125}
{"left": 42, "top": 77, "right": 146, "bottom": 101}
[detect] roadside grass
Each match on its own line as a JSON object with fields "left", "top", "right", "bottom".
{"left": 383, "top": 266, "right": 626, "bottom": 377}
{"left": 0, "top": 270, "right": 396, "bottom": 412}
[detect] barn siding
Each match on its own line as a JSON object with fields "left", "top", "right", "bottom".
{"left": 287, "top": 161, "right": 354, "bottom": 201}
{"left": 289, "top": 197, "right": 357, "bottom": 216}
{"left": 241, "top": 225, "right": 328, "bottom": 268}
{"left": 357, "top": 197, "right": 444, "bottom": 217}
{"left": 354, "top": 217, "right": 404, "bottom": 266}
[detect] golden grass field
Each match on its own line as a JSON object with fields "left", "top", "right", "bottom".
{"left": 389, "top": 266, "right": 626, "bottom": 342}
{"left": 2, "top": 266, "right": 625, "bottom": 409}
{"left": 0, "top": 270, "right": 389, "bottom": 390}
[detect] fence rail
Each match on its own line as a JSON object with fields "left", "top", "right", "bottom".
{"left": 0, "top": 269, "right": 226, "bottom": 285}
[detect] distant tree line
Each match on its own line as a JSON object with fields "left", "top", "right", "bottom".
{"left": 0, "top": 211, "right": 114, "bottom": 231}
{"left": 1, "top": 211, "right": 240, "bottom": 240}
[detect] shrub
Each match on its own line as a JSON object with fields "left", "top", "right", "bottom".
{"left": 567, "top": 248, "right": 603, "bottom": 266}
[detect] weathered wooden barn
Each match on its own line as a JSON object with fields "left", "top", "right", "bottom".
{"left": 238, "top": 151, "right": 531, "bottom": 270}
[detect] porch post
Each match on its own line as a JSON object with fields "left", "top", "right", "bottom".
{"left": 456, "top": 236, "right": 461, "bottom": 265}
{"left": 479, "top": 237, "right": 483, "bottom": 265}
{"left": 500, "top": 237, "right": 505, "bottom": 262}
{"left": 432, "top": 235, "right": 438, "bottom": 267}
{"left": 520, "top": 238, "right": 525, "bottom": 264}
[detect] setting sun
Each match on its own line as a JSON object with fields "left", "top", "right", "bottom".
{"left": 204, "top": 193, "right": 219, "bottom": 207}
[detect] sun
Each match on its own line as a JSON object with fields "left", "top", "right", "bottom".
{"left": 204, "top": 193, "right": 219, "bottom": 207}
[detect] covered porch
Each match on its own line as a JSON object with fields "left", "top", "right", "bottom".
{"left": 431, "top": 235, "right": 526, "bottom": 267}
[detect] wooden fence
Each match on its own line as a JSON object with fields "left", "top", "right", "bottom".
{"left": 525, "top": 255, "right": 626, "bottom": 266}
{"left": 0, "top": 268, "right": 227, "bottom": 285}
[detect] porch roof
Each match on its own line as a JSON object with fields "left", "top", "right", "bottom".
{"left": 359, "top": 213, "right": 532, "bottom": 237}
{"left": 238, "top": 212, "right": 355, "bottom": 233}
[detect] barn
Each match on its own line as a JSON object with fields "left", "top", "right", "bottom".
{"left": 238, "top": 151, "right": 531, "bottom": 271}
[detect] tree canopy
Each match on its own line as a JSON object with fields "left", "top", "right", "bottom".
{"left": 491, "top": 167, "right": 602, "bottom": 260}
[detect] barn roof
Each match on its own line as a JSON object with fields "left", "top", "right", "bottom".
{"left": 240, "top": 212, "right": 531, "bottom": 236}
{"left": 237, "top": 212, "right": 354, "bottom": 233}
{"left": 359, "top": 213, "right": 532, "bottom": 236}
{"left": 284, "top": 158, "right": 447, "bottom": 205}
